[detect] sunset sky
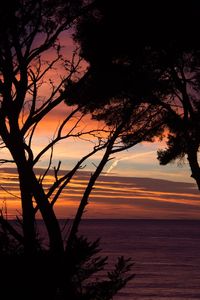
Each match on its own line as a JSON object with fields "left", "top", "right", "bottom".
{"left": 0, "top": 31, "right": 199, "bottom": 221}
{"left": 0, "top": 113, "right": 199, "bottom": 221}
{"left": 0, "top": 165, "right": 199, "bottom": 220}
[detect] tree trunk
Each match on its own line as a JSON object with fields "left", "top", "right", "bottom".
{"left": 30, "top": 170, "right": 64, "bottom": 254}
{"left": 9, "top": 142, "right": 36, "bottom": 254}
{"left": 18, "top": 166, "right": 36, "bottom": 254}
{"left": 10, "top": 137, "right": 63, "bottom": 255}
{"left": 0, "top": 113, "right": 37, "bottom": 254}
{"left": 187, "top": 149, "right": 200, "bottom": 190}
{"left": 67, "top": 125, "right": 123, "bottom": 248}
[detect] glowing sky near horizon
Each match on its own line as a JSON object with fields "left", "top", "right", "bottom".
{"left": 0, "top": 168, "right": 199, "bottom": 220}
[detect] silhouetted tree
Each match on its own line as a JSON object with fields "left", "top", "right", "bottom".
{"left": 0, "top": 0, "right": 135, "bottom": 298}
{"left": 0, "top": 0, "right": 91, "bottom": 255}
{"left": 66, "top": 0, "right": 200, "bottom": 189}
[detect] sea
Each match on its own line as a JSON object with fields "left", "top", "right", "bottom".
{"left": 36, "top": 219, "right": 200, "bottom": 299}
{"left": 75, "top": 219, "right": 200, "bottom": 300}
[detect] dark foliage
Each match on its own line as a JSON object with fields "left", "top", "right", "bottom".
{"left": 0, "top": 230, "right": 134, "bottom": 300}
{"left": 67, "top": 0, "right": 200, "bottom": 108}
{"left": 65, "top": 0, "right": 200, "bottom": 189}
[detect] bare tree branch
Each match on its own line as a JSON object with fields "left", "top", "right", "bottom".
{"left": 0, "top": 184, "right": 21, "bottom": 200}
{"left": 0, "top": 159, "right": 15, "bottom": 164}
{"left": 39, "top": 145, "right": 54, "bottom": 184}
{"left": 34, "top": 140, "right": 108, "bottom": 214}
{"left": 32, "top": 107, "right": 79, "bottom": 165}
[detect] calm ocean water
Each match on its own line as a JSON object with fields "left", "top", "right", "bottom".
{"left": 78, "top": 219, "right": 200, "bottom": 300}
{"left": 39, "top": 219, "right": 200, "bottom": 300}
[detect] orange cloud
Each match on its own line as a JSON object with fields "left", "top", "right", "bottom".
{"left": 1, "top": 168, "right": 199, "bottom": 220}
